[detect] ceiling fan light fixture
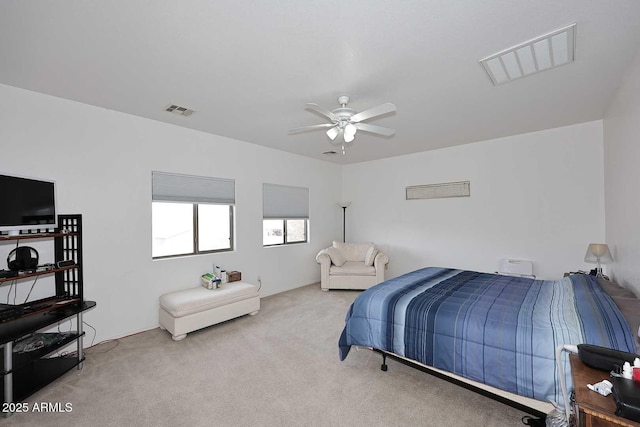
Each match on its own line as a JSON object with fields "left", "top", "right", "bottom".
{"left": 326, "top": 126, "right": 340, "bottom": 141}
{"left": 330, "top": 128, "right": 345, "bottom": 146}
{"left": 344, "top": 123, "right": 357, "bottom": 138}
{"left": 344, "top": 131, "right": 355, "bottom": 143}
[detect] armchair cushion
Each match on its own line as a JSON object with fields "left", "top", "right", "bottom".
{"left": 330, "top": 262, "right": 376, "bottom": 276}
{"left": 364, "top": 246, "right": 378, "bottom": 266}
{"left": 332, "top": 241, "right": 373, "bottom": 262}
{"left": 325, "top": 247, "right": 346, "bottom": 267}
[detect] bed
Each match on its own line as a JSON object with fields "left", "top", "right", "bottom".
{"left": 338, "top": 267, "right": 637, "bottom": 413}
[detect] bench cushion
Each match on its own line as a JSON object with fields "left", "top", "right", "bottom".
{"left": 160, "top": 282, "right": 258, "bottom": 318}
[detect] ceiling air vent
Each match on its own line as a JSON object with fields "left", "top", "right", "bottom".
{"left": 323, "top": 151, "right": 337, "bottom": 156}
{"left": 479, "top": 23, "right": 576, "bottom": 85}
{"left": 165, "top": 104, "right": 196, "bottom": 117}
{"left": 406, "top": 181, "right": 470, "bottom": 200}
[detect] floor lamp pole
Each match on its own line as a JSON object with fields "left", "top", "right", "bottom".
{"left": 340, "top": 202, "right": 350, "bottom": 243}
{"left": 342, "top": 206, "right": 347, "bottom": 242}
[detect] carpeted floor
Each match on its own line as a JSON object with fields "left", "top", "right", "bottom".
{"left": 2, "top": 283, "right": 532, "bottom": 426}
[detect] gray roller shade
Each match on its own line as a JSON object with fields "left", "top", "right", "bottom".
{"left": 263, "top": 183, "right": 309, "bottom": 219}
{"left": 152, "top": 171, "right": 235, "bottom": 204}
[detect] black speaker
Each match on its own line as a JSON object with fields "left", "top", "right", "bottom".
{"left": 7, "top": 246, "right": 39, "bottom": 271}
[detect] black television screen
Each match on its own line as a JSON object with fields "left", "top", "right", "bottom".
{"left": 0, "top": 174, "right": 57, "bottom": 233}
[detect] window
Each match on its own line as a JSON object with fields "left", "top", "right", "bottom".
{"left": 263, "top": 219, "right": 308, "bottom": 246}
{"left": 263, "top": 183, "right": 309, "bottom": 246}
{"left": 152, "top": 172, "right": 234, "bottom": 258}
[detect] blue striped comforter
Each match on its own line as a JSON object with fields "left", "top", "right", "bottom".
{"left": 338, "top": 268, "right": 636, "bottom": 405}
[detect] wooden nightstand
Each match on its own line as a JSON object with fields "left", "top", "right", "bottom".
{"left": 570, "top": 354, "right": 640, "bottom": 427}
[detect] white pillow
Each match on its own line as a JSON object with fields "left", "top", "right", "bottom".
{"left": 326, "top": 247, "right": 346, "bottom": 267}
{"left": 364, "top": 246, "right": 378, "bottom": 266}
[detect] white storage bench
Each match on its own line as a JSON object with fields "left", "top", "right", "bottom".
{"left": 159, "top": 281, "right": 260, "bottom": 341}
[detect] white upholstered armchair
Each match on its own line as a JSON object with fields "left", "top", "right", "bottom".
{"left": 316, "top": 241, "right": 389, "bottom": 291}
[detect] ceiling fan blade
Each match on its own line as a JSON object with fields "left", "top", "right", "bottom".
{"left": 326, "top": 126, "right": 340, "bottom": 140}
{"left": 350, "top": 103, "right": 396, "bottom": 123}
{"left": 305, "top": 103, "right": 338, "bottom": 121}
{"left": 354, "top": 123, "right": 396, "bottom": 137}
{"left": 288, "top": 123, "right": 336, "bottom": 134}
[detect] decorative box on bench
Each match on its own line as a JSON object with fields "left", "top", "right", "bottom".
{"left": 227, "top": 271, "right": 241, "bottom": 282}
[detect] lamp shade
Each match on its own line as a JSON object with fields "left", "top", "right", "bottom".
{"left": 584, "top": 243, "right": 613, "bottom": 264}
{"left": 343, "top": 131, "right": 355, "bottom": 143}
{"left": 344, "top": 123, "right": 357, "bottom": 138}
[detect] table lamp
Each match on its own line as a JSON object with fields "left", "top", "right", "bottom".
{"left": 584, "top": 243, "right": 613, "bottom": 278}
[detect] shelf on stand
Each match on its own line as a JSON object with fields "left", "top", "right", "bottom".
{"left": 1, "top": 356, "right": 83, "bottom": 402}
{"left": 1, "top": 332, "right": 85, "bottom": 374}
{"left": 0, "top": 301, "right": 96, "bottom": 345}
{"left": 0, "top": 214, "right": 93, "bottom": 417}
{"left": 0, "top": 265, "right": 78, "bottom": 284}
{"left": 0, "top": 232, "right": 78, "bottom": 242}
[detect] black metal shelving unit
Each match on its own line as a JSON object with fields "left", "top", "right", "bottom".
{"left": 0, "top": 215, "right": 96, "bottom": 416}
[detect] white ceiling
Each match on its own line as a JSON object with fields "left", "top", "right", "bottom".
{"left": 1, "top": 1, "right": 639, "bottom": 165}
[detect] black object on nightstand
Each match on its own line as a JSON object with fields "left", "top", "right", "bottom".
{"left": 612, "top": 377, "right": 640, "bottom": 422}
{"left": 570, "top": 354, "right": 640, "bottom": 426}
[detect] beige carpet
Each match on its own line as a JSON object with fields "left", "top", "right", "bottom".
{"left": 3, "top": 284, "right": 532, "bottom": 426}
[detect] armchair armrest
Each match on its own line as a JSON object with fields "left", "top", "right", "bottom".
{"left": 373, "top": 251, "right": 389, "bottom": 285}
{"left": 316, "top": 249, "right": 332, "bottom": 291}
{"left": 316, "top": 249, "right": 331, "bottom": 266}
{"left": 373, "top": 251, "right": 389, "bottom": 269}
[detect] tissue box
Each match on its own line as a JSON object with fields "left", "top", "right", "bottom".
{"left": 227, "top": 271, "right": 241, "bottom": 282}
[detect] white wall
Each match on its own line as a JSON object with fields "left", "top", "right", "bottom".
{"left": 0, "top": 81, "right": 616, "bottom": 345}
{"left": 342, "top": 121, "right": 606, "bottom": 281}
{"left": 603, "top": 46, "right": 640, "bottom": 296}
{"left": 0, "top": 84, "right": 342, "bottom": 343}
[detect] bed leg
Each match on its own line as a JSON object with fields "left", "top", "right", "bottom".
{"left": 381, "top": 353, "right": 388, "bottom": 371}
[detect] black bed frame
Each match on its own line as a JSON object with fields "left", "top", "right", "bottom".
{"left": 374, "top": 349, "right": 547, "bottom": 422}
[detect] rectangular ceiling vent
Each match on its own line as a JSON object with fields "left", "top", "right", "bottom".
{"left": 165, "top": 104, "right": 196, "bottom": 117}
{"left": 406, "top": 181, "right": 470, "bottom": 200}
{"left": 479, "top": 23, "right": 576, "bottom": 85}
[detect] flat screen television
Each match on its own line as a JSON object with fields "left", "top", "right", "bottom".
{"left": 0, "top": 174, "right": 57, "bottom": 235}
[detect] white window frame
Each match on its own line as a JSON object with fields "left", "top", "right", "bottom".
{"left": 152, "top": 172, "right": 235, "bottom": 259}
{"left": 263, "top": 183, "right": 309, "bottom": 247}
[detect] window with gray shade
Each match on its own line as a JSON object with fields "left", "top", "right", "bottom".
{"left": 263, "top": 183, "right": 309, "bottom": 246}
{"left": 152, "top": 172, "right": 235, "bottom": 258}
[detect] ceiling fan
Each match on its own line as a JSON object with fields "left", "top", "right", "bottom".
{"left": 288, "top": 95, "right": 396, "bottom": 155}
